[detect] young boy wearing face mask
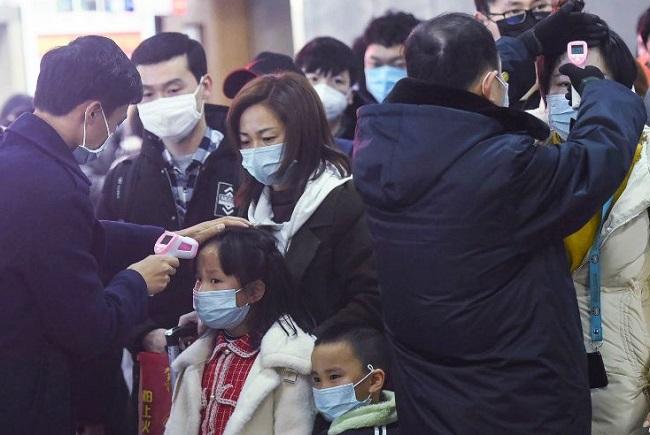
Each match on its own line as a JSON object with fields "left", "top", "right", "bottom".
{"left": 97, "top": 33, "right": 241, "bottom": 357}
{"left": 311, "top": 325, "right": 397, "bottom": 435}
{"left": 295, "top": 37, "right": 360, "bottom": 154}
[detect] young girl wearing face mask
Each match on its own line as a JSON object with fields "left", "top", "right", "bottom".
{"left": 225, "top": 72, "right": 382, "bottom": 335}
{"left": 539, "top": 29, "right": 650, "bottom": 435}
{"left": 164, "top": 227, "right": 316, "bottom": 435}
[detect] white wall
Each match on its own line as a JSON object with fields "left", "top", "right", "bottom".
{"left": 292, "top": 0, "right": 649, "bottom": 54}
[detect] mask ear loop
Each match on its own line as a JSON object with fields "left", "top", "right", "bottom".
{"left": 194, "top": 75, "right": 207, "bottom": 117}
{"left": 81, "top": 108, "right": 88, "bottom": 149}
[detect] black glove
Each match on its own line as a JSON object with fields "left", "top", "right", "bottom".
{"left": 559, "top": 63, "right": 605, "bottom": 97}
{"left": 519, "top": 0, "right": 608, "bottom": 57}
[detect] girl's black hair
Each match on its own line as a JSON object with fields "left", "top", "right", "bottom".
{"left": 197, "top": 227, "right": 315, "bottom": 341}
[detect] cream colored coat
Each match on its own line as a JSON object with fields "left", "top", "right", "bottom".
{"left": 573, "top": 127, "right": 650, "bottom": 435}
{"left": 164, "top": 317, "right": 316, "bottom": 435}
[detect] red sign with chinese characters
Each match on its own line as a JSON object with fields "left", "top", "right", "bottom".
{"left": 138, "top": 352, "right": 172, "bottom": 435}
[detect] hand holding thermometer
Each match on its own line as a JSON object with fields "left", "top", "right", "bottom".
{"left": 154, "top": 231, "right": 198, "bottom": 259}
{"left": 567, "top": 41, "right": 588, "bottom": 109}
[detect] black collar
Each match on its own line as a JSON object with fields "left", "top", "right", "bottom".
{"left": 386, "top": 78, "right": 549, "bottom": 140}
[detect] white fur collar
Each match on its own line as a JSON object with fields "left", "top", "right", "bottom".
{"left": 171, "top": 316, "right": 314, "bottom": 374}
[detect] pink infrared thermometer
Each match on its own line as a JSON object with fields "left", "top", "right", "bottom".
{"left": 567, "top": 41, "right": 588, "bottom": 109}
{"left": 154, "top": 231, "right": 198, "bottom": 259}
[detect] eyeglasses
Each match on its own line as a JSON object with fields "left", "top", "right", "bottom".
{"left": 488, "top": 5, "right": 552, "bottom": 25}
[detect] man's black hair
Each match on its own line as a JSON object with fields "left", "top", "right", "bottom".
{"left": 131, "top": 32, "right": 207, "bottom": 83}
{"left": 315, "top": 324, "right": 389, "bottom": 372}
{"left": 363, "top": 11, "right": 420, "bottom": 48}
{"left": 540, "top": 29, "right": 637, "bottom": 96}
{"left": 474, "top": 0, "right": 497, "bottom": 15}
{"left": 638, "top": 7, "right": 650, "bottom": 46}
{"left": 405, "top": 13, "right": 499, "bottom": 90}
{"left": 295, "top": 37, "right": 360, "bottom": 85}
{"left": 34, "top": 35, "right": 142, "bottom": 116}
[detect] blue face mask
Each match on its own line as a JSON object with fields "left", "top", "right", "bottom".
{"left": 193, "top": 288, "right": 250, "bottom": 330}
{"left": 313, "top": 365, "right": 375, "bottom": 422}
{"left": 547, "top": 93, "right": 577, "bottom": 140}
{"left": 365, "top": 66, "right": 407, "bottom": 103}
{"left": 240, "top": 142, "right": 286, "bottom": 186}
{"left": 74, "top": 105, "right": 111, "bottom": 165}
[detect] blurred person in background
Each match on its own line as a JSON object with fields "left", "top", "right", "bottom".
{"left": 356, "top": 11, "right": 419, "bottom": 104}
{"left": 0, "top": 93, "right": 34, "bottom": 128}
{"left": 353, "top": 6, "right": 645, "bottom": 433}
{"left": 539, "top": 28, "right": 650, "bottom": 434}
{"left": 295, "top": 36, "right": 360, "bottom": 155}
{"left": 474, "top": 0, "right": 552, "bottom": 40}
{"left": 222, "top": 51, "right": 303, "bottom": 100}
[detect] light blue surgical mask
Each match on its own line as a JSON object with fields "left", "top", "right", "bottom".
{"left": 365, "top": 66, "right": 406, "bottom": 103}
{"left": 547, "top": 93, "right": 577, "bottom": 140}
{"left": 240, "top": 142, "right": 286, "bottom": 186}
{"left": 495, "top": 73, "right": 510, "bottom": 108}
{"left": 74, "top": 105, "right": 112, "bottom": 165}
{"left": 193, "top": 288, "right": 250, "bottom": 330}
{"left": 313, "top": 364, "right": 375, "bottom": 422}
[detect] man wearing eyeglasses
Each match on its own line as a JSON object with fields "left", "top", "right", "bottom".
{"left": 475, "top": 0, "right": 553, "bottom": 40}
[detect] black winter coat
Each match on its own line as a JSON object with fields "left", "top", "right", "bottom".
{"left": 353, "top": 78, "right": 646, "bottom": 434}
{"left": 243, "top": 181, "right": 382, "bottom": 333}
{"left": 0, "top": 114, "right": 163, "bottom": 435}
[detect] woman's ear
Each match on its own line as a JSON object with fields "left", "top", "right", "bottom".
{"left": 246, "top": 279, "right": 266, "bottom": 304}
{"left": 368, "top": 368, "right": 386, "bottom": 395}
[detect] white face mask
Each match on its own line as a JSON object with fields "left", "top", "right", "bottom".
{"left": 240, "top": 142, "right": 286, "bottom": 186}
{"left": 313, "top": 83, "right": 348, "bottom": 121}
{"left": 137, "top": 78, "right": 205, "bottom": 142}
{"left": 74, "top": 104, "right": 111, "bottom": 165}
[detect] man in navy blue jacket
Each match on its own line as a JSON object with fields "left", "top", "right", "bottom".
{"left": 0, "top": 36, "right": 248, "bottom": 435}
{"left": 353, "top": 9, "right": 646, "bottom": 435}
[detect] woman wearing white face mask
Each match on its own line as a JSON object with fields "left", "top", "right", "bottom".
{"left": 539, "top": 29, "right": 650, "bottom": 435}
{"left": 225, "top": 72, "right": 382, "bottom": 336}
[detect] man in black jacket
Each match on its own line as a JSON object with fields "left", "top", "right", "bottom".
{"left": 98, "top": 33, "right": 240, "bottom": 354}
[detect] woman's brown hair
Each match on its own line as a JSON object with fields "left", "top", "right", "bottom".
{"left": 226, "top": 72, "right": 350, "bottom": 208}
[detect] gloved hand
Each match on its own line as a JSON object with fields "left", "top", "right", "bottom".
{"left": 559, "top": 63, "right": 605, "bottom": 97}
{"left": 519, "top": 0, "right": 608, "bottom": 57}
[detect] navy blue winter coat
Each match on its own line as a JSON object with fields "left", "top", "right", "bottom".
{"left": 353, "top": 78, "right": 646, "bottom": 434}
{"left": 0, "top": 114, "right": 164, "bottom": 435}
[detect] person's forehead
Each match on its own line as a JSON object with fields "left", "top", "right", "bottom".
{"left": 198, "top": 246, "right": 222, "bottom": 270}
{"left": 488, "top": 0, "right": 546, "bottom": 12}
{"left": 365, "top": 43, "right": 403, "bottom": 60}
{"left": 554, "top": 49, "right": 609, "bottom": 77}
{"left": 136, "top": 54, "right": 195, "bottom": 87}
{"left": 312, "top": 341, "right": 361, "bottom": 369}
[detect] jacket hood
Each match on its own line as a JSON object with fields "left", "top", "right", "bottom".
{"left": 353, "top": 78, "right": 548, "bottom": 210}
{"left": 172, "top": 315, "right": 314, "bottom": 374}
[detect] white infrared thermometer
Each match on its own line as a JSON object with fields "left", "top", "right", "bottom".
{"left": 154, "top": 231, "right": 198, "bottom": 259}
{"left": 567, "top": 41, "right": 588, "bottom": 109}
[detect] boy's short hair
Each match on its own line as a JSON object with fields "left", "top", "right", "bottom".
{"left": 34, "top": 35, "right": 142, "bottom": 117}
{"left": 363, "top": 11, "right": 420, "bottom": 48}
{"left": 131, "top": 32, "right": 207, "bottom": 83}
{"left": 315, "top": 324, "right": 389, "bottom": 372}
{"left": 295, "top": 37, "right": 360, "bottom": 85}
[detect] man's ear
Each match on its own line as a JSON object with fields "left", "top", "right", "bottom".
{"left": 481, "top": 70, "right": 499, "bottom": 104}
{"left": 83, "top": 100, "right": 103, "bottom": 122}
{"left": 368, "top": 368, "right": 386, "bottom": 394}
{"left": 246, "top": 279, "right": 266, "bottom": 304}
{"left": 201, "top": 74, "right": 213, "bottom": 101}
